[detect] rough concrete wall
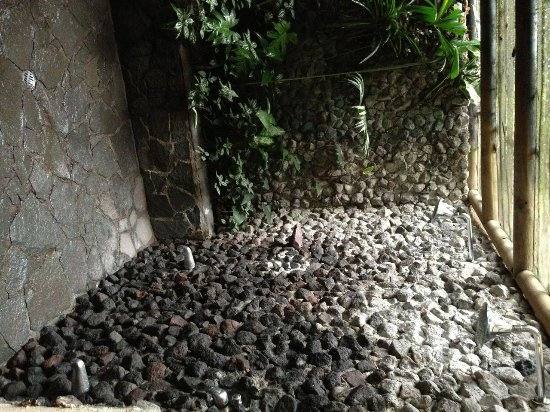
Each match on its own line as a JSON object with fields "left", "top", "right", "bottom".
{"left": 110, "top": 0, "right": 214, "bottom": 239}
{"left": 266, "top": 38, "right": 470, "bottom": 209}
{"left": 0, "top": 0, "right": 155, "bottom": 363}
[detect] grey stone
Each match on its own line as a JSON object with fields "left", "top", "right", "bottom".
{"left": 0, "top": 295, "right": 30, "bottom": 353}
{"left": 501, "top": 395, "right": 529, "bottom": 411}
{"left": 9, "top": 196, "right": 64, "bottom": 250}
{"left": 26, "top": 251, "right": 74, "bottom": 330}
{"left": 493, "top": 366, "right": 523, "bottom": 385}
{"left": 474, "top": 370, "right": 509, "bottom": 398}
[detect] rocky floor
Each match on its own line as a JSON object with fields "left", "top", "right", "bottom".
{"left": 1, "top": 203, "right": 549, "bottom": 411}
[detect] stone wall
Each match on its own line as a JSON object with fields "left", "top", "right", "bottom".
{"left": 110, "top": 0, "right": 214, "bottom": 239}
{"left": 266, "top": 37, "right": 470, "bottom": 209}
{"left": 0, "top": 0, "right": 154, "bottom": 363}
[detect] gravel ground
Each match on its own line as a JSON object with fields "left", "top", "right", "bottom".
{"left": 1, "top": 202, "right": 549, "bottom": 411}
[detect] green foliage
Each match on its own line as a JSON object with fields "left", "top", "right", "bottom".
{"left": 281, "top": 148, "right": 301, "bottom": 174}
{"left": 203, "top": 9, "right": 240, "bottom": 45}
{"left": 350, "top": 0, "right": 420, "bottom": 59}
{"left": 338, "top": 0, "right": 479, "bottom": 94}
{"left": 171, "top": 0, "right": 296, "bottom": 228}
{"left": 411, "top": 0, "right": 479, "bottom": 80}
{"left": 411, "top": 0, "right": 465, "bottom": 35}
{"left": 265, "top": 21, "right": 298, "bottom": 61}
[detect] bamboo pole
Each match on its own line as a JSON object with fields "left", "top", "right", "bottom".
{"left": 513, "top": 0, "right": 538, "bottom": 275}
{"left": 516, "top": 270, "right": 550, "bottom": 335}
{"left": 469, "top": 190, "right": 513, "bottom": 269}
{"left": 468, "top": 191, "right": 550, "bottom": 336}
{"left": 480, "top": 0, "right": 498, "bottom": 221}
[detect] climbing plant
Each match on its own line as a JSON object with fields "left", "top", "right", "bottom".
{"left": 170, "top": 0, "right": 477, "bottom": 228}
{"left": 171, "top": 0, "right": 296, "bottom": 228}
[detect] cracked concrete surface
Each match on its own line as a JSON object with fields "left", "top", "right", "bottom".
{"left": 0, "top": 0, "right": 155, "bottom": 363}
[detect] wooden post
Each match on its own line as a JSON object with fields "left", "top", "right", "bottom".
{"left": 178, "top": 45, "right": 215, "bottom": 238}
{"left": 467, "top": 0, "right": 480, "bottom": 190}
{"left": 480, "top": 0, "right": 498, "bottom": 221}
{"left": 513, "top": 0, "right": 538, "bottom": 275}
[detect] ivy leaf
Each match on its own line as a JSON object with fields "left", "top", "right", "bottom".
{"left": 253, "top": 132, "right": 276, "bottom": 146}
{"left": 231, "top": 209, "right": 247, "bottom": 227}
{"left": 256, "top": 109, "right": 285, "bottom": 137}
{"left": 219, "top": 81, "right": 238, "bottom": 102}
{"left": 172, "top": 4, "right": 196, "bottom": 42}
{"left": 265, "top": 20, "right": 297, "bottom": 61}
{"left": 203, "top": 8, "right": 240, "bottom": 45}
{"left": 231, "top": 32, "right": 260, "bottom": 75}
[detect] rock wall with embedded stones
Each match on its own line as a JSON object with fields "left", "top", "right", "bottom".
{"left": 267, "top": 37, "right": 470, "bottom": 209}
{"left": 0, "top": 0, "right": 155, "bottom": 364}
{"left": 110, "top": 0, "right": 214, "bottom": 239}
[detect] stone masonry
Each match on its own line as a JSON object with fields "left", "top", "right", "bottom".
{"left": 266, "top": 36, "right": 470, "bottom": 209}
{"left": 110, "top": 0, "right": 214, "bottom": 239}
{"left": 0, "top": 0, "right": 155, "bottom": 364}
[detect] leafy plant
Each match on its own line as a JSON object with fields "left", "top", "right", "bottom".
{"left": 264, "top": 20, "right": 298, "bottom": 61}
{"left": 411, "top": 0, "right": 479, "bottom": 80}
{"left": 333, "top": 0, "right": 479, "bottom": 96}
{"left": 171, "top": 0, "right": 296, "bottom": 228}
{"left": 349, "top": 0, "right": 420, "bottom": 60}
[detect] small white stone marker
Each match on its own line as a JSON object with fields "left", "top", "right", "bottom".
{"left": 71, "top": 359, "right": 90, "bottom": 395}
{"left": 182, "top": 246, "right": 195, "bottom": 271}
{"left": 210, "top": 387, "right": 228, "bottom": 408}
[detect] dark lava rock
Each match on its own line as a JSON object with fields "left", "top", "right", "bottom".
{"left": 45, "top": 374, "right": 72, "bottom": 398}
{"left": 90, "top": 381, "right": 116, "bottom": 404}
{"left": 366, "top": 370, "right": 386, "bottom": 385}
{"left": 345, "top": 384, "right": 378, "bottom": 406}
{"left": 188, "top": 333, "right": 212, "bottom": 352}
{"left": 40, "top": 327, "right": 66, "bottom": 347}
{"left": 275, "top": 394, "right": 298, "bottom": 412}
{"left": 26, "top": 366, "right": 46, "bottom": 386}
{"left": 236, "top": 330, "right": 257, "bottom": 345}
{"left": 185, "top": 359, "right": 208, "bottom": 378}
{"left": 114, "top": 381, "right": 138, "bottom": 399}
{"left": 308, "top": 352, "right": 332, "bottom": 367}
{"left": 515, "top": 359, "right": 536, "bottom": 377}
{"left": 416, "top": 379, "right": 440, "bottom": 396}
{"left": 3, "top": 381, "right": 27, "bottom": 399}
{"left": 122, "top": 352, "right": 145, "bottom": 371}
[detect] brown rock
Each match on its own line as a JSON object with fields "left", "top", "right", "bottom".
{"left": 146, "top": 361, "right": 167, "bottom": 381}
{"left": 134, "top": 290, "right": 147, "bottom": 299}
{"left": 343, "top": 370, "right": 366, "bottom": 387}
{"left": 169, "top": 315, "right": 187, "bottom": 327}
{"left": 42, "top": 354, "right": 64, "bottom": 369}
{"left": 99, "top": 351, "right": 115, "bottom": 366}
{"left": 227, "top": 355, "right": 250, "bottom": 372}
{"left": 126, "top": 387, "right": 146, "bottom": 404}
{"left": 220, "top": 319, "right": 242, "bottom": 335}
{"left": 288, "top": 223, "right": 304, "bottom": 249}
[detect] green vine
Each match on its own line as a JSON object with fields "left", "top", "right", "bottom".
{"left": 171, "top": 0, "right": 296, "bottom": 228}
